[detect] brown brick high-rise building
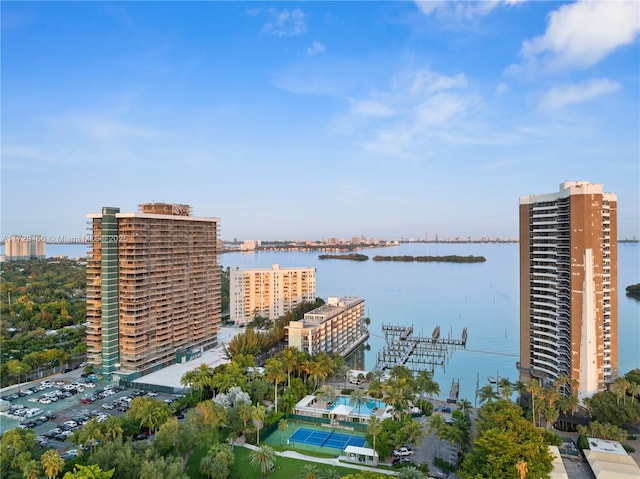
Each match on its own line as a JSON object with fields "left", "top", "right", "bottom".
{"left": 86, "top": 203, "right": 221, "bottom": 379}
{"left": 519, "top": 182, "right": 617, "bottom": 400}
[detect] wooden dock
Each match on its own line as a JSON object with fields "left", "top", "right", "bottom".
{"left": 447, "top": 379, "right": 460, "bottom": 404}
{"left": 374, "top": 324, "right": 467, "bottom": 372}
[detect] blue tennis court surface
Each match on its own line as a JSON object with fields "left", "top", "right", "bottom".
{"left": 289, "top": 427, "right": 366, "bottom": 450}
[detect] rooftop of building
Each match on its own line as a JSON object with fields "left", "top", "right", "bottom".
{"left": 303, "top": 296, "right": 362, "bottom": 317}
{"left": 130, "top": 326, "right": 241, "bottom": 389}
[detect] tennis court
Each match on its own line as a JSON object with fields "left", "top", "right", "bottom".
{"left": 289, "top": 427, "right": 366, "bottom": 450}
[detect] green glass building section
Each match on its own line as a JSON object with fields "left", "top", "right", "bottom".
{"left": 100, "top": 207, "right": 120, "bottom": 375}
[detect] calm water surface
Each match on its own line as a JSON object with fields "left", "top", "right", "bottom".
{"left": 41, "top": 242, "right": 640, "bottom": 403}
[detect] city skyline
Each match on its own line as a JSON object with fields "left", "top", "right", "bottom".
{"left": 2, "top": 1, "right": 639, "bottom": 240}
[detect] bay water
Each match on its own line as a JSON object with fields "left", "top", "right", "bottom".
{"left": 40, "top": 242, "right": 640, "bottom": 403}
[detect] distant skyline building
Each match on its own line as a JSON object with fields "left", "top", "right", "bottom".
{"left": 86, "top": 203, "right": 221, "bottom": 379}
{"left": 519, "top": 181, "right": 617, "bottom": 399}
{"left": 4, "top": 235, "right": 46, "bottom": 261}
{"left": 230, "top": 264, "right": 316, "bottom": 325}
{"left": 286, "top": 296, "right": 368, "bottom": 357}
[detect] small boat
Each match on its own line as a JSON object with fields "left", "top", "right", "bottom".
{"left": 487, "top": 376, "right": 497, "bottom": 384}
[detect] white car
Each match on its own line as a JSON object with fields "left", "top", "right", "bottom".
{"left": 393, "top": 447, "right": 414, "bottom": 457}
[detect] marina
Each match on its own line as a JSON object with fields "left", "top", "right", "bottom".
{"left": 42, "top": 242, "right": 640, "bottom": 403}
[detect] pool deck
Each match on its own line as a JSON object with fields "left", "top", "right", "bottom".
{"left": 294, "top": 394, "right": 393, "bottom": 423}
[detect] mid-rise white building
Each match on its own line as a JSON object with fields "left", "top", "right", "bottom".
{"left": 230, "top": 264, "right": 316, "bottom": 325}
{"left": 287, "top": 296, "right": 368, "bottom": 357}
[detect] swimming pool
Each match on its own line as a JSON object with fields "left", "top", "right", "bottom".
{"left": 329, "top": 395, "right": 387, "bottom": 416}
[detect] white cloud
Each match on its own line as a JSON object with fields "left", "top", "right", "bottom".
{"left": 307, "top": 41, "right": 325, "bottom": 57}
{"left": 342, "top": 68, "right": 483, "bottom": 156}
{"left": 350, "top": 99, "right": 394, "bottom": 118}
{"left": 521, "top": 0, "right": 640, "bottom": 70}
{"left": 415, "top": 0, "right": 524, "bottom": 19}
{"left": 539, "top": 78, "right": 621, "bottom": 109}
{"left": 262, "top": 8, "right": 307, "bottom": 36}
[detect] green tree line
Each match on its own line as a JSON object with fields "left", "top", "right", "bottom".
{"left": 372, "top": 255, "right": 486, "bottom": 263}
{"left": 1, "top": 258, "right": 87, "bottom": 386}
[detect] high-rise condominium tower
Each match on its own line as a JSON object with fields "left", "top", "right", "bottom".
{"left": 519, "top": 182, "right": 617, "bottom": 399}
{"left": 230, "top": 264, "right": 316, "bottom": 325}
{"left": 86, "top": 203, "right": 220, "bottom": 378}
{"left": 4, "top": 235, "right": 46, "bottom": 261}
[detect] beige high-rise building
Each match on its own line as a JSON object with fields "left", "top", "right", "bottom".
{"left": 287, "top": 296, "right": 368, "bottom": 357}
{"left": 230, "top": 264, "right": 316, "bottom": 325}
{"left": 86, "top": 203, "right": 220, "bottom": 378}
{"left": 519, "top": 182, "right": 617, "bottom": 399}
{"left": 4, "top": 235, "right": 46, "bottom": 261}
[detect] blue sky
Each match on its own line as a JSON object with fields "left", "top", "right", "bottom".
{"left": 2, "top": 1, "right": 639, "bottom": 241}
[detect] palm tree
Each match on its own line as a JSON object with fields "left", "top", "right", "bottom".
{"left": 237, "top": 401, "right": 253, "bottom": 439}
{"left": 316, "top": 384, "right": 337, "bottom": 406}
{"left": 457, "top": 398, "right": 472, "bottom": 418}
{"left": 249, "top": 445, "right": 276, "bottom": 479}
{"left": 6, "top": 359, "right": 31, "bottom": 392}
{"left": 401, "top": 418, "right": 425, "bottom": 448}
{"left": 251, "top": 403, "right": 267, "bottom": 445}
{"left": 498, "top": 378, "right": 513, "bottom": 401}
{"left": 278, "top": 419, "right": 288, "bottom": 446}
{"left": 300, "top": 464, "right": 320, "bottom": 479}
{"left": 131, "top": 399, "right": 169, "bottom": 435}
{"left": 367, "top": 378, "right": 384, "bottom": 399}
{"left": 41, "top": 449, "right": 64, "bottom": 479}
{"left": 537, "top": 385, "right": 561, "bottom": 430}
{"left": 309, "top": 353, "right": 334, "bottom": 387}
{"left": 80, "top": 418, "right": 104, "bottom": 453}
{"left": 22, "top": 459, "right": 40, "bottom": 479}
{"left": 612, "top": 377, "right": 631, "bottom": 406}
{"left": 64, "top": 464, "right": 115, "bottom": 479}
{"left": 319, "top": 470, "right": 341, "bottom": 479}
{"left": 180, "top": 363, "right": 213, "bottom": 400}
{"left": 299, "top": 358, "right": 313, "bottom": 383}
{"left": 280, "top": 347, "right": 300, "bottom": 388}
{"left": 199, "top": 450, "right": 218, "bottom": 479}
{"left": 415, "top": 370, "right": 440, "bottom": 399}
{"left": 557, "top": 393, "right": 579, "bottom": 431}
{"left": 138, "top": 458, "right": 160, "bottom": 479}
{"left": 349, "top": 388, "right": 368, "bottom": 416}
{"left": 367, "top": 415, "right": 383, "bottom": 452}
{"left": 525, "top": 379, "right": 543, "bottom": 426}
{"left": 628, "top": 382, "right": 640, "bottom": 405}
{"left": 383, "top": 380, "right": 413, "bottom": 420}
{"left": 101, "top": 416, "right": 123, "bottom": 443}
{"left": 477, "top": 384, "right": 498, "bottom": 404}
{"left": 264, "top": 357, "right": 286, "bottom": 414}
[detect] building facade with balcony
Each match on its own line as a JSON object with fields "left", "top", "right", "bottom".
{"left": 519, "top": 181, "right": 617, "bottom": 399}
{"left": 230, "top": 264, "right": 316, "bottom": 325}
{"left": 287, "top": 296, "right": 368, "bottom": 357}
{"left": 86, "top": 203, "right": 221, "bottom": 379}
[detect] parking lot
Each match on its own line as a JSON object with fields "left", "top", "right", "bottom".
{"left": 1, "top": 370, "right": 183, "bottom": 458}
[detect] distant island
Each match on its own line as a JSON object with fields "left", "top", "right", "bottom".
{"left": 626, "top": 283, "right": 640, "bottom": 300}
{"left": 318, "top": 253, "right": 369, "bottom": 261}
{"left": 372, "top": 255, "right": 486, "bottom": 263}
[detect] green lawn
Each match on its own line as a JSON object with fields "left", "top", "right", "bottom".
{"left": 230, "top": 447, "right": 358, "bottom": 479}
{"left": 187, "top": 444, "right": 361, "bottom": 479}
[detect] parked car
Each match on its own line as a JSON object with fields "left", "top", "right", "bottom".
{"left": 393, "top": 457, "right": 412, "bottom": 465}
{"left": 392, "top": 447, "right": 413, "bottom": 457}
